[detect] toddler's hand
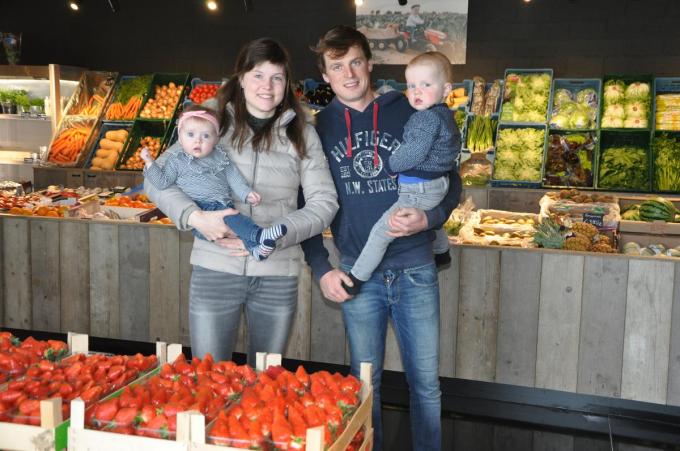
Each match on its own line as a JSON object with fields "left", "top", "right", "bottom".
{"left": 140, "top": 147, "right": 153, "bottom": 164}
{"left": 246, "top": 191, "right": 261, "bottom": 206}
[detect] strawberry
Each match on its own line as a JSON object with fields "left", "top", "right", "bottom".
{"left": 93, "top": 398, "right": 119, "bottom": 424}
{"left": 112, "top": 407, "right": 138, "bottom": 427}
{"left": 144, "top": 414, "right": 170, "bottom": 439}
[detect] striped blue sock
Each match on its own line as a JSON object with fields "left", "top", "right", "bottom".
{"left": 252, "top": 239, "right": 275, "bottom": 261}
{"left": 259, "top": 224, "right": 287, "bottom": 244}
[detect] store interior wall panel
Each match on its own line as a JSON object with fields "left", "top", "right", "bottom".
{"left": 668, "top": 263, "right": 680, "bottom": 406}
{"left": 117, "top": 225, "right": 150, "bottom": 342}
{"left": 148, "top": 227, "right": 181, "bottom": 344}
{"left": 30, "top": 220, "right": 60, "bottom": 333}
{"left": 493, "top": 424, "right": 533, "bottom": 451}
{"left": 309, "top": 240, "right": 346, "bottom": 366}
{"left": 285, "top": 265, "right": 312, "bottom": 361}
{"left": 536, "top": 253, "right": 584, "bottom": 393}
{"left": 3, "top": 217, "right": 31, "bottom": 329}
{"left": 453, "top": 419, "right": 494, "bottom": 451}
{"left": 488, "top": 189, "right": 544, "bottom": 214}
{"left": 577, "top": 256, "right": 628, "bottom": 398}
{"left": 621, "top": 260, "right": 675, "bottom": 405}
{"left": 89, "top": 223, "right": 120, "bottom": 339}
{"left": 438, "top": 247, "right": 460, "bottom": 378}
{"left": 178, "top": 231, "right": 193, "bottom": 346}
{"left": 532, "top": 430, "right": 574, "bottom": 451}
{"left": 572, "top": 437, "right": 614, "bottom": 451}
{"left": 59, "top": 221, "right": 89, "bottom": 334}
{"left": 495, "top": 250, "right": 541, "bottom": 388}
{"left": 456, "top": 247, "right": 501, "bottom": 382}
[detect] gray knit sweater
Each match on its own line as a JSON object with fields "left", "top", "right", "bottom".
{"left": 386, "top": 103, "right": 460, "bottom": 179}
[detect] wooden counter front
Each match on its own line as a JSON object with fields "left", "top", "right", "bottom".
{"left": 1, "top": 214, "right": 679, "bottom": 410}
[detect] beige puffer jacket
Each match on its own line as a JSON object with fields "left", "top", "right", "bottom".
{"left": 145, "top": 106, "right": 338, "bottom": 277}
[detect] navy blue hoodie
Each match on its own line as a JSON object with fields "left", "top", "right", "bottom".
{"left": 301, "top": 90, "right": 461, "bottom": 281}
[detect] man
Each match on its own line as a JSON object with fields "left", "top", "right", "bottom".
{"left": 406, "top": 4, "right": 425, "bottom": 42}
{"left": 303, "top": 25, "right": 461, "bottom": 450}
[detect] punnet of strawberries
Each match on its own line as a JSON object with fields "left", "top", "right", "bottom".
{"left": 208, "top": 364, "right": 363, "bottom": 450}
{"left": 0, "top": 351, "right": 157, "bottom": 426}
{"left": 0, "top": 332, "right": 68, "bottom": 383}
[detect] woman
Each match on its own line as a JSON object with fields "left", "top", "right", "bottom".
{"left": 145, "top": 38, "right": 338, "bottom": 364}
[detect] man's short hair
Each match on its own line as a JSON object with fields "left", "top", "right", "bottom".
{"left": 411, "top": 4, "right": 421, "bottom": 10}
{"left": 311, "top": 25, "right": 372, "bottom": 73}
{"left": 407, "top": 51, "right": 453, "bottom": 83}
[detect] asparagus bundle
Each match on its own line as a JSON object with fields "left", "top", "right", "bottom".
{"left": 466, "top": 116, "right": 497, "bottom": 152}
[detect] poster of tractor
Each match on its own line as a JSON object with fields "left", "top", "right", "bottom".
{"left": 356, "top": 0, "right": 468, "bottom": 65}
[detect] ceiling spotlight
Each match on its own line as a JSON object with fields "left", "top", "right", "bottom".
{"left": 355, "top": 0, "right": 364, "bottom": 5}
{"left": 523, "top": 0, "right": 531, "bottom": 2}
{"left": 206, "top": 0, "right": 218, "bottom": 11}
{"left": 68, "top": 0, "right": 80, "bottom": 11}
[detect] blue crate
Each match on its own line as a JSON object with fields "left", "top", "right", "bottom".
{"left": 548, "top": 78, "right": 602, "bottom": 131}
{"left": 499, "top": 68, "right": 554, "bottom": 125}
{"left": 601, "top": 74, "right": 653, "bottom": 131}
{"left": 84, "top": 121, "right": 133, "bottom": 169}
{"left": 490, "top": 123, "right": 548, "bottom": 188}
{"left": 653, "top": 77, "right": 680, "bottom": 132}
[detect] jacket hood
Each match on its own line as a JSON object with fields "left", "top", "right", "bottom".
{"left": 324, "top": 90, "right": 405, "bottom": 116}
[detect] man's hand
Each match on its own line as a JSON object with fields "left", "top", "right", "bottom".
{"left": 187, "top": 209, "right": 239, "bottom": 242}
{"left": 387, "top": 207, "right": 428, "bottom": 237}
{"left": 319, "top": 269, "right": 354, "bottom": 303}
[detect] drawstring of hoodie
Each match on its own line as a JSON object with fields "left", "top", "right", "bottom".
{"left": 344, "top": 102, "right": 380, "bottom": 168}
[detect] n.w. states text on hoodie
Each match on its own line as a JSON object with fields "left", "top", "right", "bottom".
{"left": 301, "top": 90, "right": 461, "bottom": 280}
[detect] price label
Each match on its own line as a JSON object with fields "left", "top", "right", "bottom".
{"left": 583, "top": 213, "right": 604, "bottom": 228}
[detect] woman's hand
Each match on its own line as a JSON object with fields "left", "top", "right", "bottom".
{"left": 187, "top": 209, "right": 239, "bottom": 241}
{"left": 214, "top": 237, "right": 250, "bottom": 256}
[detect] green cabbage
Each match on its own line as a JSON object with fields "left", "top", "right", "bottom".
{"left": 576, "top": 88, "right": 597, "bottom": 106}
{"left": 623, "top": 117, "right": 648, "bottom": 128}
{"left": 569, "top": 110, "right": 591, "bottom": 129}
{"left": 604, "top": 80, "right": 626, "bottom": 104}
{"left": 549, "top": 114, "right": 570, "bottom": 129}
{"left": 625, "top": 82, "right": 650, "bottom": 100}
{"left": 601, "top": 116, "right": 624, "bottom": 128}
{"left": 553, "top": 89, "right": 573, "bottom": 107}
{"left": 604, "top": 104, "right": 625, "bottom": 119}
{"left": 624, "top": 101, "right": 647, "bottom": 119}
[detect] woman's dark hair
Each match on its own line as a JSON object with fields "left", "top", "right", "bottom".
{"left": 216, "top": 38, "right": 307, "bottom": 158}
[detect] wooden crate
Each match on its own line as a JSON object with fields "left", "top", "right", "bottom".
{"left": 0, "top": 338, "right": 170, "bottom": 451}
{"left": 189, "top": 353, "right": 374, "bottom": 451}
{"left": 67, "top": 343, "right": 184, "bottom": 451}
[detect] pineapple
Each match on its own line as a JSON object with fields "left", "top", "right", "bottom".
{"left": 571, "top": 222, "right": 598, "bottom": 240}
{"left": 533, "top": 218, "right": 565, "bottom": 249}
{"left": 564, "top": 235, "right": 592, "bottom": 252}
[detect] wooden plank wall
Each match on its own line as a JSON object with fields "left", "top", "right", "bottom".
{"left": 2, "top": 216, "right": 680, "bottom": 417}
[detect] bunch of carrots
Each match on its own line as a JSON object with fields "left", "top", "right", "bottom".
{"left": 48, "top": 126, "right": 90, "bottom": 164}
{"left": 105, "top": 95, "right": 143, "bottom": 120}
{"left": 74, "top": 94, "right": 106, "bottom": 116}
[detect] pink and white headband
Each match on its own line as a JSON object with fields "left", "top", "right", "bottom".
{"left": 178, "top": 110, "right": 220, "bottom": 134}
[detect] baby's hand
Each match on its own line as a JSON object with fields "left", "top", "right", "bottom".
{"left": 140, "top": 147, "right": 153, "bottom": 164}
{"left": 246, "top": 192, "right": 261, "bottom": 206}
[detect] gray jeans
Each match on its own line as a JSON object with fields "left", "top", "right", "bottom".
{"left": 188, "top": 265, "right": 298, "bottom": 365}
{"left": 351, "top": 176, "right": 450, "bottom": 282}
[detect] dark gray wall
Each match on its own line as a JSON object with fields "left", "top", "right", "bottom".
{"left": 2, "top": 0, "right": 680, "bottom": 82}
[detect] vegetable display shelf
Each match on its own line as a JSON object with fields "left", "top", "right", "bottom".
{"left": 600, "top": 74, "right": 654, "bottom": 132}
{"left": 103, "top": 75, "right": 153, "bottom": 122}
{"left": 542, "top": 130, "right": 599, "bottom": 189}
{"left": 652, "top": 77, "right": 680, "bottom": 132}
{"left": 651, "top": 131, "right": 680, "bottom": 193}
{"left": 490, "top": 123, "right": 548, "bottom": 189}
{"left": 116, "top": 120, "right": 168, "bottom": 171}
{"left": 136, "top": 73, "right": 190, "bottom": 122}
{"left": 596, "top": 130, "right": 652, "bottom": 193}
{"left": 499, "top": 68, "right": 554, "bottom": 126}
{"left": 83, "top": 121, "right": 133, "bottom": 170}
{"left": 548, "top": 78, "right": 602, "bottom": 131}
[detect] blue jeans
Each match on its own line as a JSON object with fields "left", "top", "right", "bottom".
{"left": 188, "top": 265, "right": 298, "bottom": 365}
{"left": 195, "top": 200, "right": 261, "bottom": 252}
{"left": 340, "top": 262, "right": 441, "bottom": 451}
